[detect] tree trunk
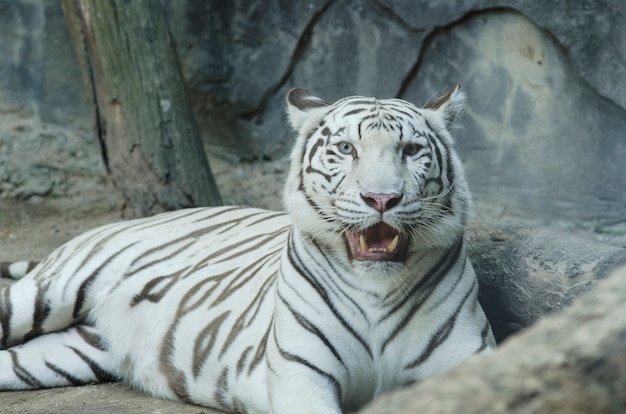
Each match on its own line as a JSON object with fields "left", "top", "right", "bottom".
{"left": 61, "top": 0, "right": 222, "bottom": 217}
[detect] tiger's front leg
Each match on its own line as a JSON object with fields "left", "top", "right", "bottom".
{"left": 0, "top": 324, "right": 115, "bottom": 390}
{"left": 265, "top": 322, "right": 343, "bottom": 414}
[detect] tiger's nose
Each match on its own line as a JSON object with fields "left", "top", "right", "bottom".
{"left": 361, "top": 192, "right": 402, "bottom": 213}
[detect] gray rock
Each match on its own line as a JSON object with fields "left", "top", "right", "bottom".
{"left": 0, "top": 114, "right": 105, "bottom": 200}
{"left": 1, "top": 0, "right": 625, "bottom": 238}
{"left": 164, "top": 0, "right": 333, "bottom": 156}
{"left": 0, "top": 0, "right": 88, "bottom": 125}
{"left": 359, "top": 261, "right": 626, "bottom": 414}
{"left": 374, "top": 0, "right": 626, "bottom": 109}
{"left": 0, "top": 382, "right": 216, "bottom": 414}
{"left": 403, "top": 9, "right": 626, "bottom": 227}
{"left": 466, "top": 222, "right": 625, "bottom": 342}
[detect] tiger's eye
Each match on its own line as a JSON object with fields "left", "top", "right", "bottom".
{"left": 403, "top": 143, "right": 420, "bottom": 156}
{"left": 338, "top": 142, "right": 354, "bottom": 155}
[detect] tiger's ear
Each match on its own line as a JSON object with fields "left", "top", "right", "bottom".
{"left": 286, "top": 88, "right": 330, "bottom": 132}
{"left": 424, "top": 84, "right": 465, "bottom": 128}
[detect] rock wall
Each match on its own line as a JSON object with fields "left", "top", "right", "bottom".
{"left": 0, "top": 0, "right": 625, "bottom": 230}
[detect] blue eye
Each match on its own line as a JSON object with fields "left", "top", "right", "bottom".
{"left": 403, "top": 143, "right": 420, "bottom": 156}
{"left": 338, "top": 142, "right": 354, "bottom": 155}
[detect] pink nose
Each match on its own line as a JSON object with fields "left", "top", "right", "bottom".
{"left": 361, "top": 192, "right": 402, "bottom": 212}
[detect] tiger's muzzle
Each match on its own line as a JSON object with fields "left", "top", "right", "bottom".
{"left": 345, "top": 222, "right": 407, "bottom": 261}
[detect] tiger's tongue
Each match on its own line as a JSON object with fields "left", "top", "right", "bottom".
{"left": 346, "top": 223, "right": 402, "bottom": 261}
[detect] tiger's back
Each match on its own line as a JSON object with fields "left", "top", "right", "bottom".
{"left": 0, "top": 87, "right": 495, "bottom": 414}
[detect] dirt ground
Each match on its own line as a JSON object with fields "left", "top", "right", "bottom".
{"left": 0, "top": 154, "right": 287, "bottom": 261}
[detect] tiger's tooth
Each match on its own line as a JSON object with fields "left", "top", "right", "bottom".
{"left": 387, "top": 235, "right": 399, "bottom": 252}
{"left": 360, "top": 235, "right": 369, "bottom": 252}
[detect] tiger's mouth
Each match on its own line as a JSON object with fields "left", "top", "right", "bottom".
{"left": 345, "top": 223, "right": 407, "bottom": 261}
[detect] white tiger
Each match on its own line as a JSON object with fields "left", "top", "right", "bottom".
{"left": 0, "top": 86, "right": 495, "bottom": 413}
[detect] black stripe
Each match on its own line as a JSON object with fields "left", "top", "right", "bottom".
{"left": 307, "top": 238, "right": 370, "bottom": 319}
{"left": 425, "top": 120, "right": 456, "bottom": 209}
{"left": 214, "top": 367, "right": 231, "bottom": 411}
{"left": 75, "top": 325, "right": 108, "bottom": 351}
{"left": 248, "top": 321, "right": 272, "bottom": 376}
{"left": 127, "top": 240, "right": 195, "bottom": 277}
{"left": 128, "top": 210, "right": 272, "bottom": 273}
{"left": 476, "top": 320, "right": 492, "bottom": 353}
{"left": 326, "top": 174, "right": 346, "bottom": 196}
{"left": 0, "top": 263, "right": 9, "bottom": 278}
{"left": 218, "top": 270, "right": 276, "bottom": 358}
{"left": 236, "top": 346, "right": 253, "bottom": 376}
{"left": 245, "top": 212, "right": 287, "bottom": 227}
{"left": 193, "top": 311, "right": 231, "bottom": 379}
{"left": 404, "top": 279, "right": 478, "bottom": 369}
{"left": 326, "top": 99, "right": 375, "bottom": 116}
{"left": 305, "top": 138, "right": 333, "bottom": 182}
{"left": 273, "top": 328, "right": 342, "bottom": 405}
{"left": 380, "top": 237, "right": 463, "bottom": 321}
{"left": 301, "top": 192, "right": 341, "bottom": 229}
{"left": 385, "top": 105, "right": 419, "bottom": 120}
{"left": 1, "top": 287, "right": 13, "bottom": 348}
{"left": 380, "top": 238, "right": 464, "bottom": 353}
{"left": 420, "top": 257, "right": 467, "bottom": 311}
{"left": 343, "top": 107, "right": 366, "bottom": 116}
{"left": 69, "top": 345, "right": 115, "bottom": 382}
{"left": 287, "top": 232, "right": 373, "bottom": 358}
{"left": 211, "top": 250, "right": 278, "bottom": 308}
{"left": 277, "top": 290, "right": 347, "bottom": 370}
{"left": 212, "top": 228, "right": 287, "bottom": 264}
{"left": 66, "top": 218, "right": 159, "bottom": 284}
{"left": 131, "top": 269, "right": 189, "bottom": 307}
{"left": 10, "top": 350, "right": 44, "bottom": 387}
{"left": 30, "top": 246, "right": 66, "bottom": 282}
{"left": 23, "top": 283, "right": 52, "bottom": 343}
{"left": 73, "top": 242, "right": 140, "bottom": 318}
{"left": 45, "top": 361, "right": 86, "bottom": 385}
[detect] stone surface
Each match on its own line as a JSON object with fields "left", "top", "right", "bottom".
{"left": 0, "top": 1, "right": 89, "bottom": 125}
{"left": 403, "top": 9, "right": 626, "bottom": 226}
{"left": 1, "top": 382, "right": 217, "bottom": 414}
{"left": 0, "top": 112, "right": 105, "bottom": 202}
{"left": 467, "top": 223, "right": 625, "bottom": 342}
{"left": 360, "top": 262, "right": 626, "bottom": 414}
{"left": 1, "top": 0, "right": 625, "bottom": 231}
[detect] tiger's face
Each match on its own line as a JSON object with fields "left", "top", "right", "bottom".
{"left": 284, "top": 87, "right": 470, "bottom": 264}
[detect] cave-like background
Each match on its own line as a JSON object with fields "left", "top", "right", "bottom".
{"left": 1, "top": 0, "right": 625, "bottom": 235}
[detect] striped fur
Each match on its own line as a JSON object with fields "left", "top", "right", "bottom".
{"left": 0, "top": 87, "right": 495, "bottom": 414}
{"left": 0, "top": 261, "right": 38, "bottom": 280}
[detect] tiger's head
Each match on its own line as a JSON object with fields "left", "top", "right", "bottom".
{"left": 284, "top": 86, "right": 470, "bottom": 265}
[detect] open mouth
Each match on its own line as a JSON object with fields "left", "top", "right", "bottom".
{"left": 345, "top": 223, "right": 407, "bottom": 261}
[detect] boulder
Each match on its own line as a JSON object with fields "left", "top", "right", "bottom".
{"left": 466, "top": 223, "right": 625, "bottom": 342}
{"left": 403, "top": 8, "right": 626, "bottom": 226}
